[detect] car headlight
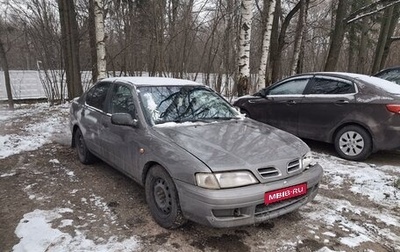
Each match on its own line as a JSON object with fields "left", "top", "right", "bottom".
{"left": 302, "top": 151, "right": 314, "bottom": 169}
{"left": 196, "top": 171, "right": 258, "bottom": 189}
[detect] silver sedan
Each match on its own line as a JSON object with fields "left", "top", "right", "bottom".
{"left": 69, "top": 77, "right": 323, "bottom": 229}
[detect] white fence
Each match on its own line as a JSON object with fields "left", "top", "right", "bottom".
{"left": 0, "top": 70, "right": 46, "bottom": 100}
{"left": 0, "top": 70, "right": 241, "bottom": 101}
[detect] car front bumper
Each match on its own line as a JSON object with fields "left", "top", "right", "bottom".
{"left": 175, "top": 164, "right": 323, "bottom": 228}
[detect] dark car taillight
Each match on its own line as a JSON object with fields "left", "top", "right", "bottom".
{"left": 386, "top": 104, "right": 400, "bottom": 114}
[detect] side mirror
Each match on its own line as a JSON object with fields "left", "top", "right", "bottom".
{"left": 111, "top": 113, "right": 138, "bottom": 127}
{"left": 256, "top": 88, "right": 268, "bottom": 97}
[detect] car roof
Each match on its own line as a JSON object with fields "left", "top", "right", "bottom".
{"left": 282, "top": 72, "right": 400, "bottom": 94}
{"left": 375, "top": 66, "right": 400, "bottom": 75}
{"left": 98, "top": 76, "right": 203, "bottom": 86}
{"left": 319, "top": 72, "right": 400, "bottom": 94}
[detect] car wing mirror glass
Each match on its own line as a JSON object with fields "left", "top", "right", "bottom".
{"left": 111, "top": 113, "right": 138, "bottom": 127}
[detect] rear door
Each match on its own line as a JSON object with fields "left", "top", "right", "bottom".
{"left": 297, "top": 75, "right": 357, "bottom": 142}
{"left": 81, "top": 81, "right": 112, "bottom": 156}
{"left": 249, "top": 76, "right": 311, "bottom": 135}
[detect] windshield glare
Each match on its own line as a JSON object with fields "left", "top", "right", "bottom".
{"left": 138, "top": 86, "right": 240, "bottom": 125}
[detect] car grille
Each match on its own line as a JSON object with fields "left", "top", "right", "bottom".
{"left": 287, "top": 159, "right": 301, "bottom": 173}
{"left": 257, "top": 167, "right": 280, "bottom": 178}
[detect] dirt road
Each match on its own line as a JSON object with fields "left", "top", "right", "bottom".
{"left": 1, "top": 104, "right": 399, "bottom": 252}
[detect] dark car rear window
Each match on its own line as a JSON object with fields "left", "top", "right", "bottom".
{"left": 308, "top": 78, "right": 355, "bottom": 94}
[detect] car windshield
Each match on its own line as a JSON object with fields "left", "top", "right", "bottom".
{"left": 137, "top": 85, "right": 240, "bottom": 125}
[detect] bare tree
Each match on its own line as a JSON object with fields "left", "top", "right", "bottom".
{"left": 372, "top": 4, "right": 400, "bottom": 73}
{"left": 270, "top": 0, "right": 300, "bottom": 83}
{"left": 346, "top": 0, "right": 400, "bottom": 24}
{"left": 324, "top": 0, "right": 348, "bottom": 71}
{"left": 58, "top": 0, "right": 83, "bottom": 100}
{"left": 290, "top": 0, "right": 308, "bottom": 75}
{"left": 256, "top": 0, "right": 277, "bottom": 90}
{"left": 0, "top": 36, "right": 14, "bottom": 109}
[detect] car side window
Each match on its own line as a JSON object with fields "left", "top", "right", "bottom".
{"left": 110, "top": 84, "right": 136, "bottom": 118}
{"left": 269, "top": 79, "right": 309, "bottom": 95}
{"left": 308, "top": 78, "right": 355, "bottom": 94}
{"left": 86, "top": 82, "right": 111, "bottom": 111}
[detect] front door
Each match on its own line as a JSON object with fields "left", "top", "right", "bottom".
{"left": 260, "top": 77, "right": 311, "bottom": 135}
{"left": 100, "top": 83, "right": 142, "bottom": 178}
{"left": 297, "top": 76, "right": 357, "bottom": 142}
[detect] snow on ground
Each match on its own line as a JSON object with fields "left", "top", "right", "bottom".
{"left": 301, "top": 153, "right": 400, "bottom": 250}
{"left": 0, "top": 103, "right": 70, "bottom": 158}
{"left": 1, "top": 103, "right": 399, "bottom": 251}
{"left": 13, "top": 208, "right": 139, "bottom": 252}
{"left": 1, "top": 103, "right": 141, "bottom": 251}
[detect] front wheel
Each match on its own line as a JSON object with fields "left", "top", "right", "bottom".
{"left": 334, "top": 125, "right": 372, "bottom": 161}
{"left": 145, "top": 165, "right": 187, "bottom": 229}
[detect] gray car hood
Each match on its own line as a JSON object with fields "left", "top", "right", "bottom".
{"left": 154, "top": 119, "right": 309, "bottom": 172}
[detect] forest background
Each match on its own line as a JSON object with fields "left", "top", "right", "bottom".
{"left": 0, "top": 0, "right": 400, "bottom": 108}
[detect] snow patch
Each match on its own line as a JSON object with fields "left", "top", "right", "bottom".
{"left": 13, "top": 208, "right": 139, "bottom": 252}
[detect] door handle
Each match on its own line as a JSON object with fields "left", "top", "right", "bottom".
{"left": 248, "top": 99, "right": 262, "bottom": 104}
{"left": 335, "top": 100, "right": 349, "bottom": 104}
{"left": 287, "top": 100, "right": 297, "bottom": 105}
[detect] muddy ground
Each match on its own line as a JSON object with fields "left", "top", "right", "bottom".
{"left": 0, "top": 104, "right": 399, "bottom": 252}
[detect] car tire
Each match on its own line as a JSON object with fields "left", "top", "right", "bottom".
{"left": 334, "top": 125, "right": 372, "bottom": 161}
{"left": 74, "top": 128, "right": 96, "bottom": 164}
{"left": 145, "top": 165, "right": 187, "bottom": 229}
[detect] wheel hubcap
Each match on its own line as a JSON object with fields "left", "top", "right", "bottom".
{"left": 153, "top": 178, "right": 172, "bottom": 214}
{"left": 339, "top": 130, "right": 364, "bottom": 156}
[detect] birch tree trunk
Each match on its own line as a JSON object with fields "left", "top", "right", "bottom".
{"left": 94, "top": 0, "right": 107, "bottom": 80}
{"left": 237, "top": 0, "right": 253, "bottom": 96}
{"left": 256, "top": 0, "right": 277, "bottom": 90}
{"left": 89, "top": 0, "right": 98, "bottom": 83}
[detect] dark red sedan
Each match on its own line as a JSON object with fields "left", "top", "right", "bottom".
{"left": 233, "top": 72, "right": 400, "bottom": 161}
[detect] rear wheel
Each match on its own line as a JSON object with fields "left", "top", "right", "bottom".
{"left": 334, "top": 125, "right": 372, "bottom": 161}
{"left": 74, "top": 128, "right": 96, "bottom": 164}
{"left": 145, "top": 165, "right": 186, "bottom": 229}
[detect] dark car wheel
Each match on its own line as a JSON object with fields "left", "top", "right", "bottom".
{"left": 74, "top": 128, "right": 96, "bottom": 164}
{"left": 334, "top": 125, "right": 372, "bottom": 161}
{"left": 145, "top": 165, "right": 187, "bottom": 229}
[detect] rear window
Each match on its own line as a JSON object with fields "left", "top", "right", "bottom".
{"left": 308, "top": 78, "right": 355, "bottom": 94}
{"left": 375, "top": 69, "right": 400, "bottom": 85}
{"left": 352, "top": 74, "right": 400, "bottom": 94}
{"left": 86, "top": 82, "right": 111, "bottom": 110}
